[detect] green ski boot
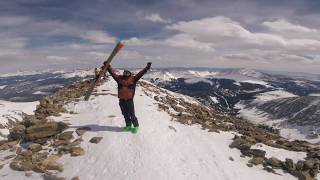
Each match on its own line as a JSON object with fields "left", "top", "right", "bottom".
{"left": 123, "top": 126, "right": 132, "bottom": 132}
{"left": 131, "top": 127, "right": 139, "bottom": 134}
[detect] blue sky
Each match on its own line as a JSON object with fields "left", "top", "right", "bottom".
{"left": 0, "top": 0, "right": 320, "bottom": 73}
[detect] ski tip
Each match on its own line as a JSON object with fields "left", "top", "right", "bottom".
{"left": 119, "top": 42, "right": 125, "bottom": 49}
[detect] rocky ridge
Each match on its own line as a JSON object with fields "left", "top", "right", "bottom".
{"left": 139, "top": 81, "right": 320, "bottom": 180}
{"left": 0, "top": 78, "right": 319, "bottom": 180}
{"left": 0, "top": 79, "right": 100, "bottom": 179}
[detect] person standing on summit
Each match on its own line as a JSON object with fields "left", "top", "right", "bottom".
{"left": 107, "top": 62, "right": 152, "bottom": 133}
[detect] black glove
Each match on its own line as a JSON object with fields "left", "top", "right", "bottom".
{"left": 146, "top": 62, "right": 152, "bottom": 70}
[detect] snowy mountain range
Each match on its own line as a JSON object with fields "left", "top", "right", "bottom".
{"left": 143, "top": 69, "right": 320, "bottom": 141}
{"left": 1, "top": 68, "right": 319, "bottom": 143}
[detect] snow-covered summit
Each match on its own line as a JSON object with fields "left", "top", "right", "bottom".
{"left": 0, "top": 77, "right": 317, "bottom": 180}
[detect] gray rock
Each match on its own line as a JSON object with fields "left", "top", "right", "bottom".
{"left": 89, "top": 137, "right": 103, "bottom": 144}
{"left": 0, "top": 140, "right": 19, "bottom": 151}
{"left": 284, "top": 158, "right": 296, "bottom": 172}
{"left": 267, "top": 157, "right": 283, "bottom": 168}
{"left": 25, "top": 122, "right": 68, "bottom": 140}
{"left": 229, "top": 137, "right": 252, "bottom": 150}
{"left": 58, "top": 131, "right": 74, "bottom": 141}
{"left": 296, "top": 160, "right": 304, "bottom": 171}
{"left": 249, "top": 149, "right": 266, "bottom": 157}
{"left": 8, "top": 124, "right": 26, "bottom": 141}
{"left": 25, "top": 172, "right": 32, "bottom": 177}
{"left": 18, "top": 150, "right": 33, "bottom": 157}
{"left": 70, "top": 147, "right": 85, "bottom": 156}
{"left": 249, "top": 157, "right": 265, "bottom": 165}
{"left": 42, "top": 173, "right": 66, "bottom": 180}
{"left": 29, "top": 143, "right": 42, "bottom": 152}
{"left": 10, "top": 160, "right": 34, "bottom": 171}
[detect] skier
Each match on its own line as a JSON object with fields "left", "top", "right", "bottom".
{"left": 107, "top": 62, "right": 152, "bottom": 133}
{"left": 94, "top": 68, "right": 100, "bottom": 80}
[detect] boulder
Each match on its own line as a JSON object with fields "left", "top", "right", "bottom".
{"left": 70, "top": 147, "right": 85, "bottom": 156}
{"left": 25, "top": 172, "right": 32, "bottom": 177}
{"left": 25, "top": 122, "right": 68, "bottom": 140}
{"left": 267, "top": 157, "right": 283, "bottom": 168}
{"left": 18, "top": 150, "right": 33, "bottom": 157}
{"left": 241, "top": 149, "right": 266, "bottom": 158}
{"left": 284, "top": 158, "right": 296, "bottom": 172}
{"left": 0, "top": 140, "right": 7, "bottom": 146}
{"left": 52, "top": 140, "right": 70, "bottom": 147}
{"left": 0, "top": 140, "right": 19, "bottom": 151}
{"left": 304, "top": 159, "right": 315, "bottom": 170}
{"left": 29, "top": 143, "right": 42, "bottom": 152}
{"left": 249, "top": 149, "right": 266, "bottom": 157}
{"left": 8, "top": 124, "right": 26, "bottom": 141}
{"left": 31, "top": 152, "right": 48, "bottom": 164}
{"left": 71, "top": 177, "right": 80, "bottom": 180}
{"left": 296, "top": 160, "right": 304, "bottom": 171}
{"left": 70, "top": 138, "right": 83, "bottom": 147}
{"left": 42, "top": 173, "right": 66, "bottom": 180}
{"left": 32, "top": 165, "right": 47, "bottom": 173}
{"left": 42, "top": 154, "right": 63, "bottom": 172}
{"left": 229, "top": 137, "right": 252, "bottom": 150}
{"left": 58, "top": 131, "right": 74, "bottom": 141}
{"left": 295, "top": 170, "right": 314, "bottom": 180}
{"left": 10, "top": 160, "right": 34, "bottom": 171}
{"left": 89, "top": 137, "right": 103, "bottom": 144}
{"left": 21, "top": 114, "right": 41, "bottom": 128}
{"left": 249, "top": 157, "right": 265, "bottom": 165}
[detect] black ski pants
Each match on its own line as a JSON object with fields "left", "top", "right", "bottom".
{"left": 119, "top": 99, "right": 139, "bottom": 127}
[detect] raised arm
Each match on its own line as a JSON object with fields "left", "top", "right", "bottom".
{"left": 107, "top": 66, "right": 120, "bottom": 82}
{"left": 134, "top": 62, "right": 152, "bottom": 82}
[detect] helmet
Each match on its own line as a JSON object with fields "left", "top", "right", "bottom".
{"left": 123, "top": 69, "right": 132, "bottom": 76}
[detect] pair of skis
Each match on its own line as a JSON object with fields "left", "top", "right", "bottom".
{"left": 84, "top": 42, "right": 124, "bottom": 101}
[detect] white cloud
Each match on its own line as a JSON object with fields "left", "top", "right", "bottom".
{"left": 165, "top": 34, "right": 215, "bottom": 52}
{"left": 124, "top": 37, "right": 158, "bottom": 46}
{"left": 80, "top": 30, "right": 116, "bottom": 44}
{"left": 46, "top": 56, "right": 70, "bottom": 61}
{"left": 1, "top": 14, "right": 320, "bottom": 74}
{"left": 166, "top": 16, "right": 287, "bottom": 48}
{"left": 263, "top": 19, "right": 318, "bottom": 34}
{"left": 144, "top": 13, "right": 171, "bottom": 23}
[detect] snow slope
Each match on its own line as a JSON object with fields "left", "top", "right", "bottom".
{"left": 0, "top": 80, "right": 302, "bottom": 180}
{"left": 59, "top": 80, "right": 298, "bottom": 180}
{"left": 0, "top": 100, "right": 38, "bottom": 140}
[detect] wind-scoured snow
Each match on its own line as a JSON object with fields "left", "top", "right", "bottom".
{"left": 32, "top": 91, "right": 50, "bottom": 95}
{"left": 0, "top": 100, "right": 38, "bottom": 140}
{"left": 251, "top": 143, "right": 306, "bottom": 163}
{"left": 309, "top": 93, "right": 320, "bottom": 96}
{"left": 187, "top": 70, "right": 219, "bottom": 77}
{"left": 210, "top": 96, "right": 219, "bottom": 103}
{"left": 0, "top": 85, "right": 7, "bottom": 89}
{"left": 61, "top": 69, "right": 94, "bottom": 78}
{"left": 253, "top": 90, "right": 297, "bottom": 103}
{"left": 239, "top": 80, "right": 270, "bottom": 87}
{"left": 40, "top": 80, "right": 297, "bottom": 180}
{"left": 185, "top": 78, "right": 213, "bottom": 85}
{"left": 236, "top": 102, "right": 320, "bottom": 144}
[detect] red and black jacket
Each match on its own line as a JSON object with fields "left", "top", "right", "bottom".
{"left": 108, "top": 67, "right": 148, "bottom": 100}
